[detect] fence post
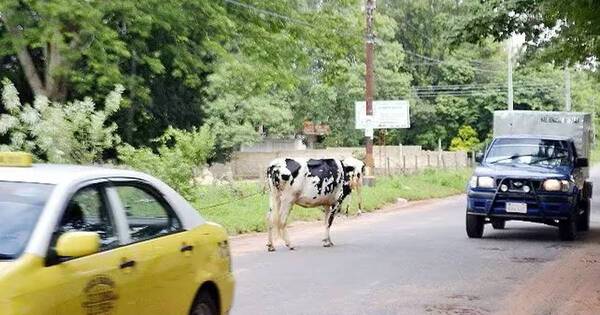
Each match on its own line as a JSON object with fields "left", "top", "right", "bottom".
{"left": 415, "top": 155, "right": 418, "bottom": 170}
{"left": 427, "top": 154, "right": 431, "bottom": 168}
{"left": 386, "top": 157, "right": 390, "bottom": 176}
{"left": 441, "top": 155, "right": 446, "bottom": 168}
{"left": 403, "top": 155, "right": 406, "bottom": 173}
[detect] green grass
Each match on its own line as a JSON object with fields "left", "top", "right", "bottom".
{"left": 193, "top": 168, "right": 472, "bottom": 235}
{"left": 591, "top": 145, "right": 600, "bottom": 164}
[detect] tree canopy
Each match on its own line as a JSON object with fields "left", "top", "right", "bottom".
{"left": 1, "top": 0, "right": 599, "bottom": 160}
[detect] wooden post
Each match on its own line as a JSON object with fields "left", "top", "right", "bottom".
{"left": 427, "top": 154, "right": 431, "bottom": 168}
{"left": 402, "top": 155, "right": 406, "bottom": 173}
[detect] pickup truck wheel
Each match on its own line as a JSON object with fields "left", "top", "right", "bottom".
{"left": 576, "top": 199, "right": 591, "bottom": 232}
{"left": 466, "top": 213, "right": 485, "bottom": 238}
{"left": 491, "top": 219, "right": 506, "bottom": 230}
{"left": 559, "top": 214, "right": 577, "bottom": 241}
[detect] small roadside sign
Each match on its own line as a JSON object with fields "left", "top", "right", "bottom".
{"left": 355, "top": 100, "right": 410, "bottom": 129}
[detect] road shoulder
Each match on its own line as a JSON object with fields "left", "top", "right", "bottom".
{"left": 497, "top": 230, "right": 600, "bottom": 315}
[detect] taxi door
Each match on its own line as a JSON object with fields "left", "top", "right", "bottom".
{"left": 110, "top": 181, "right": 199, "bottom": 314}
{"left": 27, "top": 183, "right": 143, "bottom": 315}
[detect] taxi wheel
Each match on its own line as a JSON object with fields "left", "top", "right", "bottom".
{"left": 491, "top": 219, "right": 506, "bottom": 230}
{"left": 559, "top": 214, "right": 577, "bottom": 241}
{"left": 466, "top": 213, "right": 484, "bottom": 238}
{"left": 191, "top": 291, "right": 218, "bottom": 315}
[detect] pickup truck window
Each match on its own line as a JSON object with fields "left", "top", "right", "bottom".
{"left": 485, "top": 138, "right": 573, "bottom": 167}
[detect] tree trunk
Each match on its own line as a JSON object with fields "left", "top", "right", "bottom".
{"left": 45, "top": 35, "right": 67, "bottom": 102}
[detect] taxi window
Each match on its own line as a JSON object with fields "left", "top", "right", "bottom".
{"left": 114, "top": 184, "right": 182, "bottom": 242}
{"left": 55, "top": 186, "right": 119, "bottom": 251}
{"left": 0, "top": 181, "right": 54, "bottom": 260}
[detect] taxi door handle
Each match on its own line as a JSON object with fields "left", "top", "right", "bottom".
{"left": 181, "top": 245, "right": 194, "bottom": 253}
{"left": 120, "top": 260, "right": 136, "bottom": 269}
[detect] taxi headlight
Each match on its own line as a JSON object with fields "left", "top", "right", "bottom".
{"left": 477, "top": 176, "right": 495, "bottom": 188}
{"left": 543, "top": 179, "right": 571, "bottom": 192}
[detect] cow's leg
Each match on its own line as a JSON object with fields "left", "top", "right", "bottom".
{"left": 323, "top": 206, "right": 336, "bottom": 247}
{"left": 356, "top": 186, "right": 363, "bottom": 215}
{"left": 266, "top": 209, "right": 276, "bottom": 252}
{"left": 278, "top": 201, "right": 295, "bottom": 250}
{"left": 266, "top": 193, "right": 280, "bottom": 252}
{"left": 344, "top": 193, "right": 353, "bottom": 217}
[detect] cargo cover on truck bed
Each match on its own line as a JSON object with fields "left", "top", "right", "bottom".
{"left": 493, "top": 110, "right": 593, "bottom": 159}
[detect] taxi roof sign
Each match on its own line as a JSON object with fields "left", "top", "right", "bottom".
{"left": 0, "top": 152, "right": 33, "bottom": 167}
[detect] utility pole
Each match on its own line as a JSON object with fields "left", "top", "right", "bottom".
{"left": 564, "top": 61, "right": 572, "bottom": 111}
{"left": 507, "top": 38, "right": 513, "bottom": 110}
{"left": 364, "top": 0, "right": 376, "bottom": 179}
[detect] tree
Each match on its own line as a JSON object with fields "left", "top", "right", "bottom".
{"left": 450, "top": 125, "right": 481, "bottom": 152}
{"left": 0, "top": 79, "right": 123, "bottom": 163}
{"left": 456, "top": 0, "right": 600, "bottom": 65}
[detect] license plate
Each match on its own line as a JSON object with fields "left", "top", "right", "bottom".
{"left": 506, "top": 202, "right": 527, "bottom": 214}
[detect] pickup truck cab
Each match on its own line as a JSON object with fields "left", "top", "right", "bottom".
{"left": 466, "top": 135, "right": 592, "bottom": 240}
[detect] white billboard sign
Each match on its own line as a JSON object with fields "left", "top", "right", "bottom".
{"left": 355, "top": 100, "right": 410, "bottom": 129}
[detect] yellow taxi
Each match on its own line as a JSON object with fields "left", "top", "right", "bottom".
{"left": 0, "top": 152, "right": 234, "bottom": 315}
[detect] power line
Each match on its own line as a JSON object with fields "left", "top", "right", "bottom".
{"left": 222, "top": 0, "right": 312, "bottom": 26}
{"left": 404, "top": 50, "right": 504, "bottom": 73}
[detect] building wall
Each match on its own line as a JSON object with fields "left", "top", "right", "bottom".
{"left": 213, "top": 146, "right": 469, "bottom": 179}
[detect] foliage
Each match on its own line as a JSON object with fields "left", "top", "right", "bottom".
{"left": 2, "top": 0, "right": 600, "bottom": 156}
{"left": 118, "top": 126, "right": 215, "bottom": 198}
{"left": 456, "top": 0, "right": 600, "bottom": 66}
{"left": 0, "top": 79, "right": 123, "bottom": 163}
{"left": 450, "top": 125, "right": 481, "bottom": 152}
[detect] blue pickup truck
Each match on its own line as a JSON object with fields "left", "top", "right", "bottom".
{"left": 466, "top": 111, "right": 593, "bottom": 241}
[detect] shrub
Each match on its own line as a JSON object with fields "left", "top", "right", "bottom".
{"left": 118, "top": 126, "right": 215, "bottom": 199}
{"left": 0, "top": 79, "right": 123, "bottom": 163}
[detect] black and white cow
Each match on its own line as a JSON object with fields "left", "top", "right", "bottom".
{"left": 265, "top": 157, "right": 364, "bottom": 251}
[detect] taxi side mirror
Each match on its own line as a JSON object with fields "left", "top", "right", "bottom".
{"left": 475, "top": 152, "right": 484, "bottom": 163}
{"left": 575, "top": 158, "right": 589, "bottom": 168}
{"left": 56, "top": 232, "right": 100, "bottom": 258}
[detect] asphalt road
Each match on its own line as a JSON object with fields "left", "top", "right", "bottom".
{"left": 231, "top": 167, "right": 600, "bottom": 315}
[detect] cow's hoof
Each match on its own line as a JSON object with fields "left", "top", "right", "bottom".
{"left": 286, "top": 245, "right": 295, "bottom": 251}
{"left": 267, "top": 244, "right": 276, "bottom": 252}
{"left": 322, "top": 240, "right": 334, "bottom": 247}
{"left": 357, "top": 210, "right": 363, "bottom": 216}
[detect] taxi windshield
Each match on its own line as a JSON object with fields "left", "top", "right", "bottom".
{"left": 0, "top": 181, "right": 54, "bottom": 260}
{"left": 485, "top": 138, "right": 573, "bottom": 168}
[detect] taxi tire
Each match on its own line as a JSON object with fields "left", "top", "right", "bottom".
{"left": 559, "top": 214, "right": 577, "bottom": 241}
{"left": 466, "top": 213, "right": 484, "bottom": 238}
{"left": 190, "top": 291, "right": 218, "bottom": 315}
{"left": 491, "top": 219, "right": 506, "bottom": 230}
{"left": 576, "top": 199, "right": 591, "bottom": 232}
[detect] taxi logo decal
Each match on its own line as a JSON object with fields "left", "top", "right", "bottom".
{"left": 82, "top": 275, "right": 119, "bottom": 315}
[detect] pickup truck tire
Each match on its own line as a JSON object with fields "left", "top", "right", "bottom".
{"left": 559, "top": 214, "right": 577, "bottom": 241}
{"left": 466, "top": 213, "right": 484, "bottom": 238}
{"left": 491, "top": 219, "right": 506, "bottom": 230}
{"left": 577, "top": 198, "right": 591, "bottom": 232}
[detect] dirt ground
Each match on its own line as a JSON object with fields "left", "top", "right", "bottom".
{"left": 497, "top": 232, "right": 600, "bottom": 315}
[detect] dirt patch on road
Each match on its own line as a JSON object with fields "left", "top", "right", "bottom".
{"left": 497, "top": 233, "right": 600, "bottom": 315}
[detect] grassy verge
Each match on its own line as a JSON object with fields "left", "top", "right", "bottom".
{"left": 194, "top": 168, "right": 472, "bottom": 235}
{"left": 591, "top": 145, "right": 600, "bottom": 164}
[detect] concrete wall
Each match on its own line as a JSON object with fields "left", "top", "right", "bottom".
{"left": 240, "top": 137, "right": 306, "bottom": 152}
{"left": 214, "top": 146, "right": 468, "bottom": 179}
